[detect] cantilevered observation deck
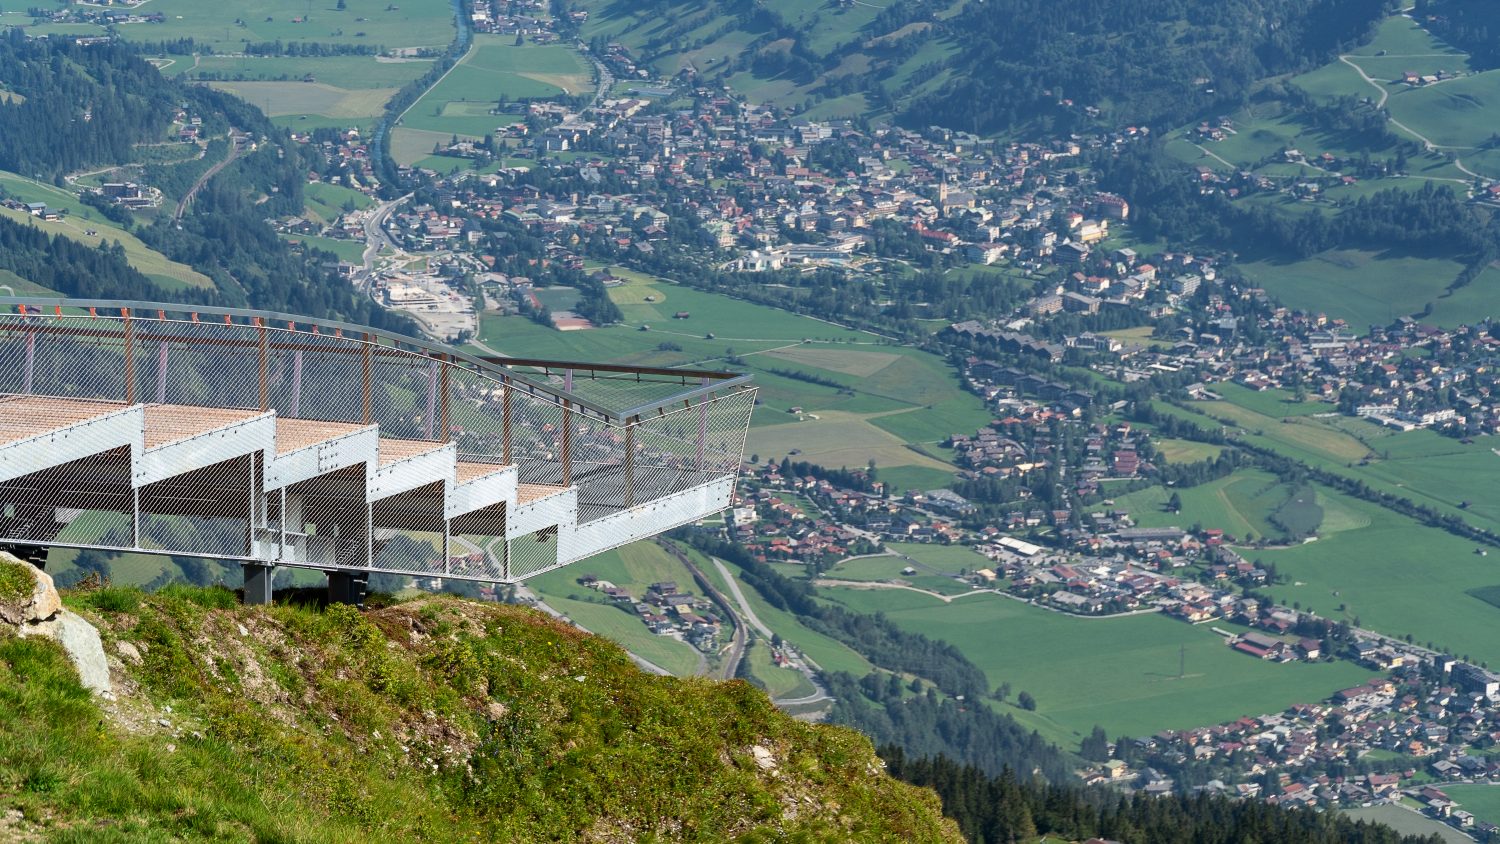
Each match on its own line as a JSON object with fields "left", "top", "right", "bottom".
{"left": 0, "top": 300, "right": 754, "bottom": 602}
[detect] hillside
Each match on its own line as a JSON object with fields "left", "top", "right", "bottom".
{"left": 0, "top": 555, "right": 961, "bottom": 842}
{"left": 571, "top": 0, "right": 1386, "bottom": 131}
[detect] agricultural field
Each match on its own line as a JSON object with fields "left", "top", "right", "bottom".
{"left": 171, "top": 55, "right": 434, "bottom": 90}
{"left": 115, "top": 0, "right": 455, "bottom": 54}
{"left": 1432, "top": 784, "right": 1500, "bottom": 834}
{"left": 823, "top": 553, "right": 975, "bottom": 597}
{"left": 1256, "top": 490, "right": 1500, "bottom": 667}
{"left": 1166, "top": 396, "right": 1500, "bottom": 539}
{"left": 209, "top": 81, "right": 398, "bottom": 132}
{"left": 0, "top": 171, "right": 214, "bottom": 292}
{"left": 304, "top": 181, "right": 373, "bottom": 222}
{"left": 1153, "top": 438, "right": 1224, "bottom": 464}
{"left": 1237, "top": 249, "right": 1466, "bottom": 331}
{"left": 474, "top": 271, "right": 991, "bottom": 478}
{"left": 1424, "top": 264, "right": 1500, "bottom": 328}
{"left": 399, "top": 38, "right": 590, "bottom": 137}
{"left": 1096, "top": 468, "right": 1310, "bottom": 542}
{"left": 817, "top": 586, "right": 1376, "bottom": 749}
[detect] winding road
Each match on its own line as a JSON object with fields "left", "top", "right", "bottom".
{"left": 710, "top": 557, "right": 832, "bottom": 710}
{"left": 1338, "top": 54, "right": 1483, "bottom": 182}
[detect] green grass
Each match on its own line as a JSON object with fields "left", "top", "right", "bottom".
{"left": 0, "top": 567, "right": 955, "bottom": 840}
{"left": 1425, "top": 264, "right": 1500, "bottom": 327}
{"left": 304, "top": 180, "right": 373, "bottom": 221}
{"left": 0, "top": 171, "right": 215, "bottom": 292}
{"left": 1098, "top": 468, "right": 1295, "bottom": 541}
{"left": 1343, "top": 805, "right": 1473, "bottom": 844}
{"left": 401, "top": 38, "right": 590, "bottom": 136}
{"left": 175, "top": 55, "right": 433, "bottom": 89}
{"left": 1386, "top": 71, "right": 1500, "bottom": 159}
{"left": 475, "top": 273, "right": 989, "bottom": 476}
{"left": 743, "top": 637, "right": 815, "bottom": 699}
{"left": 116, "top": 0, "right": 455, "bottom": 53}
{"left": 1259, "top": 490, "right": 1500, "bottom": 665}
{"left": 817, "top": 586, "right": 1376, "bottom": 749}
{"left": 211, "top": 80, "right": 397, "bottom": 122}
{"left": 1436, "top": 784, "right": 1500, "bottom": 831}
{"left": 283, "top": 233, "right": 366, "bottom": 263}
{"left": 1154, "top": 438, "right": 1225, "bottom": 464}
{"left": 526, "top": 540, "right": 710, "bottom": 676}
{"left": 1237, "top": 248, "right": 1466, "bottom": 330}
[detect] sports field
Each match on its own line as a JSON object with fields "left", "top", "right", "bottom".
{"left": 816, "top": 586, "right": 1376, "bottom": 749}
{"left": 400, "top": 38, "right": 591, "bottom": 137}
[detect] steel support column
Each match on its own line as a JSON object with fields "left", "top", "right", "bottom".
{"left": 243, "top": 563, "right": 275, "bottom": 605}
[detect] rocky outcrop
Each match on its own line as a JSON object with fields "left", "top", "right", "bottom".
{"left": 0, "top": 554, "right": 111, "bottom": 696}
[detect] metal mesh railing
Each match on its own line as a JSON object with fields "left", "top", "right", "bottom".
{"left": 0, "top": 300, "right": 754, "bottom": 583}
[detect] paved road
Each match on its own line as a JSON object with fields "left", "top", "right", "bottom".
{"left": 1339, "top": 54, "right": 1483, "bottom": 182}
{"left": 360, "top": 193, "right": 411, "bottom": 274}
{"left": 710, "top": 557, "right": 832, "bottom": 709}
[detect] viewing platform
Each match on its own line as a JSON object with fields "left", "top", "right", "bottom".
{"left": 0, "top": 300, "right": 754, "bottom": 603}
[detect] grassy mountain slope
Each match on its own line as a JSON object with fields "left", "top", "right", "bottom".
{"left": 0, "top": 558, "right": 960, "bottom": 842}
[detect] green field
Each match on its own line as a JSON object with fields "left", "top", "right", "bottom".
{"left": 1154, "top": 438, "right": 1225, "bottom": 464}
{"left": 304, "top": 181, "right": 374, "bottom": 222}
{"left": 1342, "top": 805, "right": 1471, "bottom": 844}
{"left": 1161, "top": 398, "right": 1500, "bottom": 545}
{"left": 1424, "top": 264, "right": 1500, "bottom": 327}
{"left": 1436, "top": 784, "right": 1500, "bottom": 832}
{"left": 1238, "top": 249, "right": 1466, "bottom": 330}
{"left": 1257, "top": 490, "right": 1500, "bottom": 666}
{"left": 526, "top": 540, "right": 713, "bottom": 677}
{"left": 0, "top": 171, "right": 214, "bottom": 291}
{"left": 174, "top": 55, "right": 434, "bottom": 90}
{"left": 817, "top": 586, "right": 1376, "bottom": 749}
{"left": 475, "top": 272, "right": 990, "bottom": 477}
{"left": 211, "top": 80, "right": 397, "bottom": 125}
{"left": 1098, "top": 468, "right": 1295, "bottom": 542}
{"left": 116, "top": 0, "right": 455, "bottom": 53}
{"left": 400, "top": 38, "right": 590, "bottom": 137}
{"left": 283, "top": 233, "right": 366, "bottom": 263}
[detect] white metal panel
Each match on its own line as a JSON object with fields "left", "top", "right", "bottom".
{"left": 0, "top": 405, "right": 143, "bottom": 483}
{"left": 447, "top": 465, "right": 518, "bottom": 519}
{"left": 265, "top": 424, "right": 379, "bottom": 490}
{"left": 135, "top": 414, "right": 276, "bottom": 487}
{"left": 506, "top": 486, "right": 577, "bottom": 539}
{"left": 368, "top": 443, "right": 456, "bottom": 500}
{"left": 557, "top": 476, "right": 734, "bottom": 564}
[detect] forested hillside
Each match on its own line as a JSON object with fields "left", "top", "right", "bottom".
{"left": 573, "top": 0, "right": 1387, "bottom": 132}
{"left": 907, "top": 0, "right": 1390, "bottom": 134}
{"left": 883, "top": 749, "right": 1446, "bottom": 844}
{"left": 0, "top": 34, "right": 408, "bottom": 330}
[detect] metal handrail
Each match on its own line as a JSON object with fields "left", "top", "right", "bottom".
{"left": 0, "top": 298, "right": 753, "bottom": 423}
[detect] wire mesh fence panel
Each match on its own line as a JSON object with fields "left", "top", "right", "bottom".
{"left": 507, "top": 529, "right": 558, "bottom": 580}
{"left": 0, "top": 303, "right": 755, "bottom": 584}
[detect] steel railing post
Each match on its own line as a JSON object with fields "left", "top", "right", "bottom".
{"left": 502, "top": 376, "right": 513, "bottom": 464}
{"left": 123, "top": 308, "right": 136, "bottom": 404}
{"left": 439, "top": 356, "right": 451, "bottom": 442}
{"left": 361, "top": 333, "right": 373, "bottom": 424}
{"left": 562, "top": 400, "right": 573, "bottom": 487}
{"left": 258, "top": 322, "right": 269, "bottom": 411}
